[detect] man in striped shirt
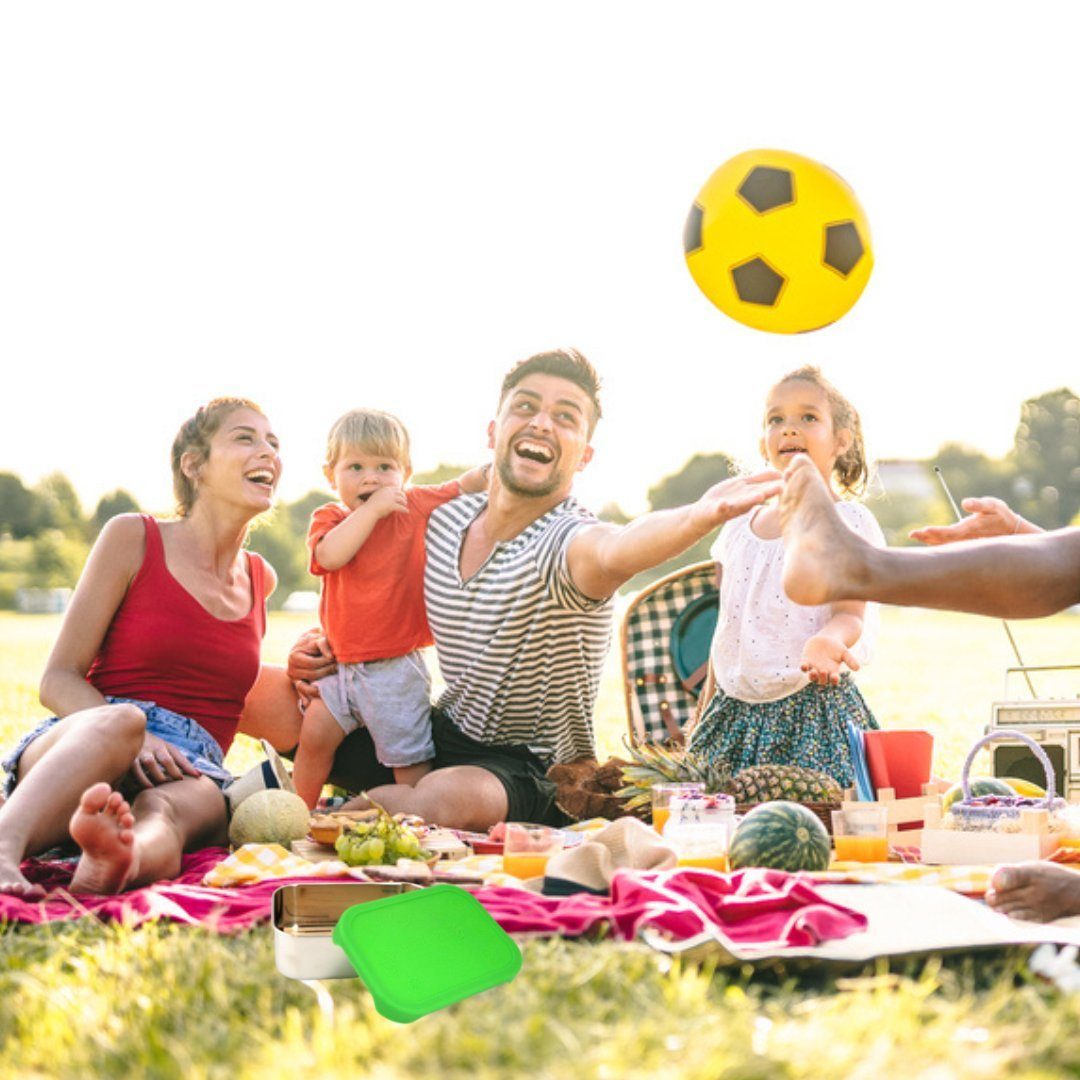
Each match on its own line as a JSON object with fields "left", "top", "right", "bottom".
{"left": 281, "top": 349, "right": 781, "bottom": 829}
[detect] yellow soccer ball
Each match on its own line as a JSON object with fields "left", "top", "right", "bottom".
{"left": 684, "top": 149, "right": 874, "bottom": 334}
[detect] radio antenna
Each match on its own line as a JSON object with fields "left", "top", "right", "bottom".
{"left": 933, "top": 467, "right": 1037, "bottom": 698}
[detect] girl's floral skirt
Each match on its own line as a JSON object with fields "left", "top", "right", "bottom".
{"left": 687, "top": 676, "right": 879, "bottom": 789}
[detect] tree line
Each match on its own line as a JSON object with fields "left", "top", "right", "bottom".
{"left": 1, "top": 387, "right": 1076, "bottom": 607}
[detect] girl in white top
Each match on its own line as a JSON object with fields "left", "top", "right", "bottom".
{"left": 687, "top": 366, "right": 885, "bottom": 788}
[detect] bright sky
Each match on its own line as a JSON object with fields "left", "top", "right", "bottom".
{"left": 3, "top": 2, "right": 1079, "bottom": 518}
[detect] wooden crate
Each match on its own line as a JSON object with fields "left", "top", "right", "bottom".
{"left": 841, "top": 782, "right": 948, "bottom": 846}
{"left": 920, "top": 805, "right": 1061, "bottom": 865}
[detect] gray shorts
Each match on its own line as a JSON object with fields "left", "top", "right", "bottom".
{"left": 316, "top": 651, "right": 434, "bottom": 769}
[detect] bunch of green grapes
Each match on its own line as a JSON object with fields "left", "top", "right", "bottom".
{"left": 334, "top": 809, "right": 430, "bottom": 867}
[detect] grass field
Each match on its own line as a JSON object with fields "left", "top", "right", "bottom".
{"left": 1, "top": 608, "right": 1079, "bottom": 1078}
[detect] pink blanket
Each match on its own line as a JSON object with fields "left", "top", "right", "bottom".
{"left": 4, "top": 855, "right": 865, "bottom": 954}
{"left": 1, "top": 849, "right": 326, "bottom": 931}
{"left": 475, "top": 867, "right": 868, "bottom": 948}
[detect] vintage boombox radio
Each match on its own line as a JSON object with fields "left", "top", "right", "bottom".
{"left": 988, "top": 666, "right": 1080, "bottom": 801}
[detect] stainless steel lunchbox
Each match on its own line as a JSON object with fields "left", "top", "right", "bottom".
{"left": 272, "top": 881, "right": 421, "bottom": 980}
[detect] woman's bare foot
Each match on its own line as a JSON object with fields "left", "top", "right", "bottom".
{"left": 986, "top": 862, "right": 1080, "bottom": 923}
{"left": 0, "top": 852, "right": 47, "bottom": 900}
{"left": 69, "top": 783, "right": 137, "bottom": 895}
{"left": 779, "top": 455, "right": 869, "bottom": 606}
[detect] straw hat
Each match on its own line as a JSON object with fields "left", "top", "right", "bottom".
{"left": 540, "top": 816, "right": 676, "bottom": 895}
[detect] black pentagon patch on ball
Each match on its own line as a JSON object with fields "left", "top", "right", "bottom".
{"left": 737, "top": 167, "right": 794, "bottom": 214}
{"left": 731, "top": 257, "right": 786, "bottom": 306}
{"left": 823, "top": 221, "right": 865, "bottom": 277}
{"left": 684, "top": 202, "right": 705, "bottom": 254}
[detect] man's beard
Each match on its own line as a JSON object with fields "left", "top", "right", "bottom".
{"left": 496, "top": 454, "right": 563, "bottom": 499}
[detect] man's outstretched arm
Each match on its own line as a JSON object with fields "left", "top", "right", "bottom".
{"left": 568, "top": 469, "right": 782, "bottom": 600}
{"left": 909, "top": 495, "right": 1042, "bottom": 545}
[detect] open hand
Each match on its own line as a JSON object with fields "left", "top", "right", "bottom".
{"left": 287, "top": 627, "right": 337, "bottom": 705}
{"left": 131, "top": 733, "right": 201, "bottom": 788}
{"left": 909, "top": 496, "right": 1034, "bottom": 545}
{"left": 800, "top": 633, "right": 860, "bottom": 686}
{"left": 689, "top": 469, "right": 783, "bottom": 533}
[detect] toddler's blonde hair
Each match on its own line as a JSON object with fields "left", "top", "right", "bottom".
{"left": 325, "top": 409, "right": 411, "bottom": 473}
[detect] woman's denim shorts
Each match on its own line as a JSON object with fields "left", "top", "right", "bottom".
{"left": 1, "top": 697, "right": 234, "bottom": 798}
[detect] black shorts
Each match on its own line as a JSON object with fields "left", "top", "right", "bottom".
{"left": 430, "top": 709, "right": 570, "bottom": 827}
{"left": 309, "top": 708, "right": 570, "bottom": 826}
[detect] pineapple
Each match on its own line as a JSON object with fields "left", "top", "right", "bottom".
{"left": 617, "top": 740, "right": 840, "bottom": 815}
{"left": 728, "top": 763, "right": 841, "bottom": 805}
{"left": 616, "top": 741, "right": 732, "bottom": 815}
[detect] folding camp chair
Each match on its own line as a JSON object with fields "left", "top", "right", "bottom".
{"left": 621, "top": 560, "right": 719, "bottom": 745}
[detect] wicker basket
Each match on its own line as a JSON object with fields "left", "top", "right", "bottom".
{"left": 736, "top": 800, "right": 841, "bottom": 835}
{"left": 950, "top": 729, "right": 1064, "bottom": 831}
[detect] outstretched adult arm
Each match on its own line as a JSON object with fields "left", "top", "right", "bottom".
{"left": 909, "top": 495, "right": 1042, "bottom": 545}
{"left": 567, "top": 469, "right": 782, "bottom": 600}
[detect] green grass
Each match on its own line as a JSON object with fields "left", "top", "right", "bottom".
{"left": 1, "top": 608, "right": 1079, "bottom": 1078}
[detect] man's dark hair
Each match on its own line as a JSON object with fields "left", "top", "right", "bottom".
{"left": 499, "top": 347, "right": 603, "bottom": 435}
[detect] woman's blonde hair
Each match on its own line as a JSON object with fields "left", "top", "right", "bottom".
{"left": 770, "top": 366, "right": 868, "bottom": 497}
{"left": 325, "top": 409, "right": 411, "bottom": 473}
{"left": 171, "top": 397, "right": 265, "bottom": 516}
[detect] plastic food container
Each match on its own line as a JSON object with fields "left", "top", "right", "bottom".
{"left": 273, "top": 881, "right": 420, "bottom": 980}
{"left": 331, "top": 884, "right": 522, "bottom": 1023}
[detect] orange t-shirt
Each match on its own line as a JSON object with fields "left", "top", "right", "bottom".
{"left": 307, "top": 481, "right": 461, "bottom": 663}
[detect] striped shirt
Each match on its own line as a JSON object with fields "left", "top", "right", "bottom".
{"left": 425, "top": 494, "right": 615, "bottom": 765}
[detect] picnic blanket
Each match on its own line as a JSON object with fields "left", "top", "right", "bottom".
{"left": 0, "top": 849, "right": 331, "bottom": 929}
{"left": 0, "top": 842, "right": 1038, "bottom": 948}
{"left": 814, "top": 861, "right": 993, "bottom": 896}
{"left": 2, "top": 847, "right": 866, "bottom": 950}
{"left": 476, "top": 867, "right": 869, "bottom": 947}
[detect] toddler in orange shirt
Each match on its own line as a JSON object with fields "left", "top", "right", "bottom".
{"left": 293, "top": 408, "right": 487, "bottom": 808}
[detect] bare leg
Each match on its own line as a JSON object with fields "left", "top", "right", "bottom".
{"left": 238, "top": 665, "right": 303, "bottom": 752}
{"left": 70, "top": 776, "right": 227, "bottom": 895}
{"left": 342, "top": 765, "right": 508, "bottom": 831}
{"left": 0, "top": 703, "right": 145, "bottom": 898}
{"left": 291, "top": 698, "right": 345, "bottom": 810}
{"left": 780, "top": 455, "right": 1080, "bottom": 618}
{"left": 392, "top": 761, "right": 434, "bottom": 786}
{"left": 985, "top": 862, "right": 1080, "bottom": 923}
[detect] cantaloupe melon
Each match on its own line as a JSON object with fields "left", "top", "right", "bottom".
{"left": 228, "top": 789, "right": 310, "bottom": 847}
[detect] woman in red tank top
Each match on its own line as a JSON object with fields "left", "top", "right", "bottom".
{"left": 0, "top": 399, "right": 281, "bottom": 898}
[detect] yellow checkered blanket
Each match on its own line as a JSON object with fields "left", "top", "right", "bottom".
{"left": 203, "top": 843, "right": 351, "bottom": 887}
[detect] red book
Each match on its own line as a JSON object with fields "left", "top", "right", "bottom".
{"left": 863, "top": 730, "right": 934, "bottom": 799}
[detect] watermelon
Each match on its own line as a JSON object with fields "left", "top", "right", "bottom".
{"left": 941, "top": 777, "right": 1014, "bottom": 813}
{"left": 729, "top": 801, "right": 831, "bottom": 872}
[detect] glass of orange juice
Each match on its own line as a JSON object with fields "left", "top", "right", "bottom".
{"left": 665, "top": 794, "right": 735, "bottom": 872}
{"left": 651, "top": 783, "right": 705, "bottom": 835}
{"left": 502, "top": 823, "right": 564, "bottom": 879}
{"left": 831, "top": 805, "right": 889, "bottom": 863}
{"left": 1058, "top": 805, "right": 1080, "bottom": 851}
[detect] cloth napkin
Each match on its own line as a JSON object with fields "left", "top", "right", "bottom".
{"left": 202, "top": 843, "right": 350, "bottom": 886}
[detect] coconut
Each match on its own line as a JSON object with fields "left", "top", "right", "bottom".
{"left": 228, "top": 788, "right": 310, "bottom": 847}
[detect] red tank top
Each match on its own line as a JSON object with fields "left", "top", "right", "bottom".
{"left": 87, "top": 516, "right": 267, "bottom": 754}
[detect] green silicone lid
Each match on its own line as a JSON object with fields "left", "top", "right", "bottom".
{"left": 331, "top": 884, "right": 522, "bottom": 1023}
